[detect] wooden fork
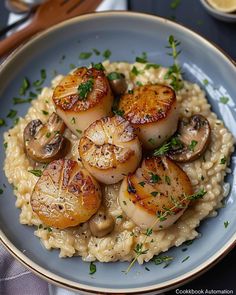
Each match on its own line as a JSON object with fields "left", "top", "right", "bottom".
{"left": 0, "top": 0, "right": 103, "bottom": 58}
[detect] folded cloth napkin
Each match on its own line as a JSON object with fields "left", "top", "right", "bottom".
{"left": 1, "top": 1, "right": 127, "bottom": 295}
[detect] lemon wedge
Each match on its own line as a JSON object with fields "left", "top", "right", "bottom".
{"left": 207, "top": 0, "right": 236, "bottom": 12}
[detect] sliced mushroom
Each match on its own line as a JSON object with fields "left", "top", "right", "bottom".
{"left": 107, "top": 72, "right": 127, "bottom": 96}
{"left": 168, "top": 114, "right": 211, "bottom": 162}
{"left": 24, "top": 112, "right": 70, "bottom": 163}
{"left": 89, "top": 206, "right": 115, "bottom": 238}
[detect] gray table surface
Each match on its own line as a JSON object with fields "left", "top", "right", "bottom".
{"left": 0, "top": 0, "right": 235, "bottom": 293}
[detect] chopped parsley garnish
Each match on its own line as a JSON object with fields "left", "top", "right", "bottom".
{"left": 151, "top": 191, "right": 159, "bottom": 197}
{"left": 19, "top": 78, "right": 30, "bottom": 95}
{"left": 41, "top": 69, "right": 46, "bottom": 80}
{"left": 220, "top": 156, "right": 227, "bottom": 164}
{"left": 0, "top": 188, "right": 3, "bottom": 194}
{"left": 184, "top": 240, "right": 194, "bottom": 246}
{"left": 29, "top": 91, "right": 37, "bottom": 98}
{"left": 46, "top": 227, "right": 52, "bottom": 232}
{"left": 79, "top": 52, "right": 92, "bottom": 59}
{"left": 92, "top": 62, "right": 105, "bottom": 71}
{"left": 149, "top": 172, "right": 161, "bottom": 183}
{"left": 224, "top": 221, "right": 229, "bottom": 228}
{"left": 13, "top": 97, "right": 32, "bottom": 104}
{"left": 220, "top": 96, "right": 229, "bottom": 104}
{"left": 78, "top": 78, "right": 94, "bottom": 100}
{"left": 128, "top": 89, "right": 134, "bottom": 94}
{"left": 71, "top": 117, "right": 76, "bottom": 124}
{"left": 203, "top": 79, "right": 209, "bottom": 85}
{"left": 145, "top": 267, "right": 150, "bottom": 271}
{"left": 33, "top": 69, "right": 47, "bottom": 87}
{"left": 148, "top": 138, "right": 156, "bottom": 145}
{"left": 92, "top": 48, "right": 100, "bottom": 55}
{"left": 189, "top": 140, "right": 198, "bottom": 151}
{"left": 107, "top": 72, "right": 123, "bottom": 81}
{"left": 103, "top": 49, "right": 111, "bottom": 59}
{"left": 70, "top": 64, "right": 76, "bottom": 69}
{"left": 123, "top": 201, "right": 127, "bottom": 206}
{"left": 145, "top": 63, "right": 160, "bottom": 70}
{"left": 181, "top": 256, "right": 190, "bottom": 263}
{"left": 131, "top": 66, "right": 140, "bottom": 76}
{"left": 42, "top": 110, "right": 49, "bottom": 115}
{"left": 127, "top": 181, "right": 136, "bottom": 194}
{"left": 152, "top": 255, "right": 174, "bottom": 268}
{"left": 46, "top": 132, "right": 51, "bottom": 138}
{"left": 28, "top": 169, "right": 42, "bottom": 177}
{"left": 136, "top": 81, "right": 143, "bottom": 86}
{"left": 116, "top": 215, "right": 123, "bottom": 219}
{"left": 165, "top": 175, "right": 171, "bottom": 185}
{"left": 135, "top": 52, "right": 148, "bottom": 63}
{"left": 138, "top": 181, "right": 145, "bottom": 187}
{"left": 0, "top": 118, "right": 6, "bottom": 127}
{"left": 76, "top": 129, "right": 82, "bottom": 134}
{"left": 89, "top": 262, "right": 96, "bottom": 275}
{"left": 170, "top": 0, "right": 181, "bottom": 9}
{"left": 7, "top": 109, "right": 17, "bottom": 119}
{"left": 38, "top": 224, "right": 43, "bottom": 229}
{"left": 201, "top": 175, "right": 205, "bottom": 181}
{"left": 113, "top": 109, "right": 124, "bottom": 117}
{"left": 14, "top": 118, "right": 19, "bottom": 126}
{"left": 3, "top": 142, "right": 8, "bottom": 149}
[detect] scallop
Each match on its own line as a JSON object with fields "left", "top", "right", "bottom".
{"left": 119, "top": 156, "right": 193, "bottom": 230}
{"left": 31, "top": 159, "right": 102, "bottom": 229}
{"left": 79, "top": 116, "right": 142, "bottom": 184}
{"left": 119, "top": 84, "right": 179, "bottom": 149}
{"left": 52, "top": 67, "right": 114, "bottom": 135}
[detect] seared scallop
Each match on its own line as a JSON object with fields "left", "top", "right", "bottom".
{"left": 52, "top": 67, "right": 114, "bottom": 135}
{"left": 79, "top": 116, "right": 142, "bottom": 184}
{"left": 119, "top": 156, "right": 193, "bottom": 230}
{"left": 119, "top": 84, "right": 179, "bottom": 149}
{"left": 31, "top": 159, "right": 101, "bottom": 229}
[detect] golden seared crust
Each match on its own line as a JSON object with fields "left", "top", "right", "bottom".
{"left": 53, "top": 67, "right": 110, "bottom": 112}
{"left": 126, "top": 156, "right": 193, "bottom": 215}
{"left": 31, "top": 159, "right": 101, "bottom": 228}
{"left": 80, "top": 116, "right": 137, "bottom": 170}
{"left": 119, "top": 84, "right": 176, "bottom": 125}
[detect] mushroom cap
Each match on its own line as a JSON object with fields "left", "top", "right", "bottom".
{"left": 107, "top": 72, "right": 127, "bottom": 96}
{"left": 24, "top": 112, "right": 70, "bottom": 163}
{"left": 168, "top": 114, "right": 211, "bottom": 162}
{"left": 89, "top": 206, "right": 115, "bottom": 238}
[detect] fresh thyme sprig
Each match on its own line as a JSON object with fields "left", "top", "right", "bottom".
{"left": 153, "top": 136, "right": 183, "bottom": 157}
{"left": 125, "top": 188, "right": 206, "bottom": 273}
{"left": 165, "top": 35, "right": 183, "bottom": 91}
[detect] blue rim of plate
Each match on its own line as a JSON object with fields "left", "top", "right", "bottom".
{"left": 0, "top": 11, "right": 236, "bottom": 294}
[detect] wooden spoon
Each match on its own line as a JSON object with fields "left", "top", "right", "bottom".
{"left": 0, "top": 0, "right": 103, "bottom": 58}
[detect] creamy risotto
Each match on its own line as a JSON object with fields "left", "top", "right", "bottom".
{"left": 3, "top": 61, "right": 234, "bottom": 264}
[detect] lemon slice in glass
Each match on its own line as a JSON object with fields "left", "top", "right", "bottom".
{"left": 207, "top": 0, "right": 236, "bottom": 12}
